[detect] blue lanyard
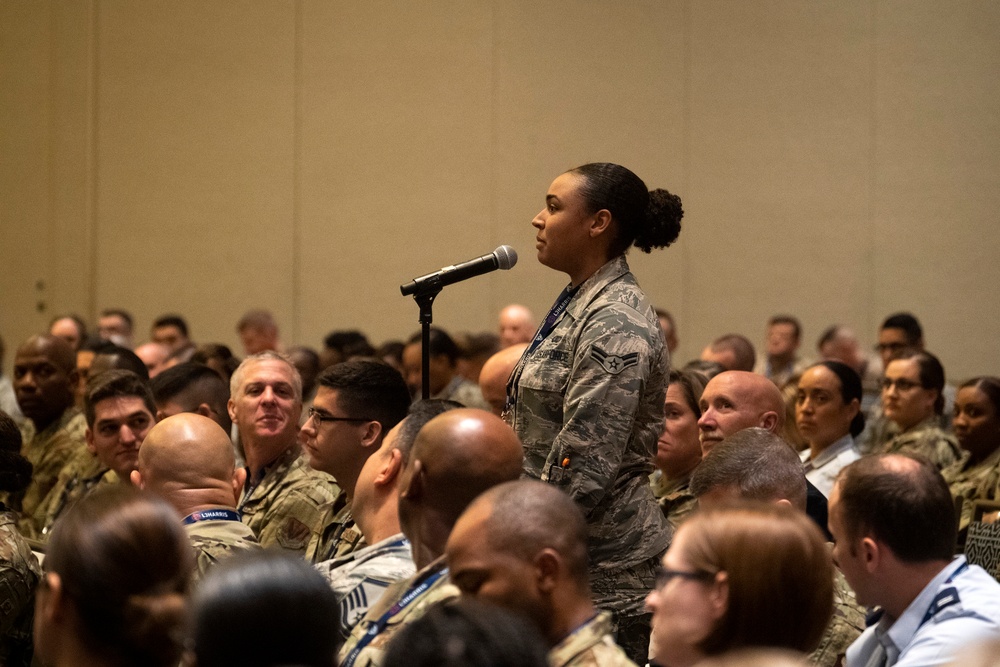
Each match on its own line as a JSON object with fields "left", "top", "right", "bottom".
{"left": 182, "top": 509, "right": 242, "bottom": 525}
{"left": 341, "top": 566, "right": 449, "bottom": 667}
{"left": 506, "top": 284, "right": 579, "bottom": 408}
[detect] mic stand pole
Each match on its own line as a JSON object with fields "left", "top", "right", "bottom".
{"left": 409, "top": 280, "right": 442, "bottom": 401}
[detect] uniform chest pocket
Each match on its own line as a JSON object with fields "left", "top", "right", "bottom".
{"left": 519, "top": 348, "right": 572, "bottom": 393}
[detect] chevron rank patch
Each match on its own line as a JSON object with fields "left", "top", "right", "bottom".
{"left": 340, "top": 578, "right": 393, "bottom": 631}
{"left": 591, "top": 347, "right": 639, "bottom": 375}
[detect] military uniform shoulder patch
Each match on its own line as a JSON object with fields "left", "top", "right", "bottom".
{"left": 591, "top": 347, "right": 639, "bottom": 375}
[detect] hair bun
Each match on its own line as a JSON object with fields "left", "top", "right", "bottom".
{"left": 637, "top": 188, "right": 683, "bottom": 253}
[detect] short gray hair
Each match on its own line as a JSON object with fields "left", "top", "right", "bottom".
{"left": 229, "top": 351, "right": 302, "bottom": 403}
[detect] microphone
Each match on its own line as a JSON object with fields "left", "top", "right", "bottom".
{"left": 401, "top": 245, "right": 518, "bottom": 296}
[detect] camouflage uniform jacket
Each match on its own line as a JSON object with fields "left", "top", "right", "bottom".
{"left": 185, "top": 512, "right": 261, "bottom": 583}
{"left": 549, "top": 611, "right": 637, "bottom": 667}
{"left": 13, "top": 409, "right": 86, "bottom": 536}
{"left": 238, "top": 447, "right": 340, "bottom": 554}
{"left": 884, "top": 416, "right": 964, "bottom": 472}
{"left": 305, "top": 490, "right": 366, "bottom": 563}
{"left": 650, "top": 470, "right": 697, "bottom": 529}
{"left": 438, "top": 375, "right": 491, "bottom": 411}
{"left": 0, "top": 507, "right": 41, "bottom": 667}
{"left": 944, "top": 445, "right": 1000, "bottom": 532}
{"left": 315, "top": 532, "right": 416, "bottom": 642}
{"left": 338, "top": 555, "right": 459, "bottom": 667}
{"left": 809, "top": 561, "right": 866, "bottom": 667}
{"left": 507, "top": 256, "right": 672, "bottom": 580}
{"left": 29, "top": 446, "right": 108, "bottom": 540}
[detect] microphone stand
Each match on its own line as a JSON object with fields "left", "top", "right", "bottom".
{"left": 408, "top": 278, "right": 443, "bottom": 401}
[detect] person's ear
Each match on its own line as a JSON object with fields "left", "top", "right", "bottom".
{"left": 361, "top": 421, "right": 383, "bottom": 449}
{"left": 534, "top": 548, "right": 561, "bottom": 595}
{"left": 227, "top": 398, "right": 237, "bottom": 423}
{"left": 232, "top": 467, "right": 247, "bottom": 503}
{"left": 130, "top": 469, "right": 144, "bottom": 488}
{"left": 759, "top": 411, "right": 779, "bottom": 433}
{"left": 400, "top": 459, "right": 424, "bottom": 501}
{"left": 774, "top": 498, "right": 793, "bottom": 509}
{"left": 709, "top": 571, "right": 729, "bottom": 621}
{"left": 589, "top": 209, "right": 613, "bottom": 237}
{"left": 39, "top": 572, "right": 66, "bottom": 624}
{"left": 195, "top": 403, "right": 215, "bottom": 419}
{"left": 861, "top": 537, "right": 880, "bottom": 573}
{"left": 375, "top": 449, "right": 403, "bottom": 488}
{"left": 85, "top": 427, "right": 96, "bottom": 455}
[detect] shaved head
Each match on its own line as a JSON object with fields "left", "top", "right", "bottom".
{"left": 18, "top": 335, "right": 76, "bottom": 373}
{"left": 399, "top": 409, "right": 523, "bottom": 565}
{"left": 135, "top": 413, "right": 242, "bottom": 513}
{"left": 697, "top": 371, "right": 786, "bottom": 454}
{"left": 478, "top": 343, "right": 528, "bottom": 416}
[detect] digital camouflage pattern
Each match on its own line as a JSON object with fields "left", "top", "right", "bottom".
{"left": 185, "top": 517, "right": 261, "bottom": 583}
{"left": 315, "top": 533, "right": 416, "bottom": 642}
{"left": 305, "top": 490, "right": 366, "bottom": 563}
{"left": 11, "top": 409, "right": 86, "bottom": 537}
{"left": 809, "top": 564, "right": 866, "bottom": 667}
{"left": 29, "top": 446, "right": 108, "bottom": 539}
{"left": 0, "top": 508, "right": 41, "bottom": 667}
{"left": 338, "top": 557, "right": 458, "bottom": 667}
{"left": 549, "top": 611, "right": 637, "bottom": 667}
{"left": 883, "top": 417, "right": 964, "bottom": 472}
{"left": 507, "top": 257, "right": 672, "bottom": 611}
{"left": 650, "top": 471, "right": 697, "bottom": 529}
{"left": 944, "top": 446, "right": 1000, "bottom": 533}
{"left": 238, "top": 448, "right": 340, "bottom": 554}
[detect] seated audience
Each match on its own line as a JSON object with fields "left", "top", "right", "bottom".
{"left": 287, "top": 345, "right": 322, "bottom": 406}
{"left": 401, "top": 327, "right": 490, "bottom": 409}
{"left": 652, "top": 369, "right": 709, "bottom": 528}
{"left": 383, "top": 599, "right": 550, "bottom": 667}
{"left": 817, "top": 324, "right": 882, "bottom": 416}
{"left": 829, "top": 454, "right": 1000, "bottom": 666}
{"left": 236, "top": 309, "right": 281, "bottom": 355}
{"left": 645, "top": 502, "right": 833, "bottom": 667}
{"left": 880, "top": 351, "right": 962, "bottom": 471}
{"left": 796, "top": 361, "right": 864, "bottom": 497}
{"left": 700, "top": 334, "right": 756, "bottom": 372}
{"left": 322, "top": 330, "right": 377, "bottom": 370}
{"left": 0, "top": 334, "right": 25, "bottom": 424}
{"left": 0, "top": 410, "right": 40, "bottom": 667}
{"left": 447, "top": 479, "right": 636, "bottom": 666}
{"left": 191, "top": 343, "right": 240, "bottom": 381}
{"left": 150, "top": 362, "right": 232, "bottom": 433}
{"left": 944, "top": 376, "right": 1000, "bottom": 534}
{"left": 690, "top": 428, "right": 866, "bottom": 667}
{"left": 339, "top": 408, "right": 523, "bottom": 667}
{"left": 188, "top": 550, "right": 341, "bottom": 667}
{"left": 150, "top": 314, "right": 194, "bottom": 356}
{"left": 10, "top": 335, "right": 86, "bottom": 537}
{"left": 754, "top": 315, "right": 809, "bottom": 389}
{"left": 33, "top": 486, "right": 192, "bottom": 667}
{"left": 96, "top": 308, "right": 134, "bottom": 348}
{"left": 132, "top": 413, "right": 260, "bottom": 582}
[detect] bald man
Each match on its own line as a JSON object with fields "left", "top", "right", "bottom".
{"left": 447, "top": 479, "right": 636, "bottom": 667}
{"left": 498, "top": 304, "right": 536, "bottom": 348}
{"left": 339, "top": 408, "right": 524, "bottom": 667}
{"left": 10, "top": 335, "right": 86, "bottom": 534}
{"left": 133, "top": 413, "right": 260, "bottom": 581}
{"left": 478, "top": 343, "right": 528, "bottom": 416}
{"left": 134, "top": 342, "right": 170, "bottom": 378}
{"left": 697, "top": 370, "right": 830, "bottom": 537}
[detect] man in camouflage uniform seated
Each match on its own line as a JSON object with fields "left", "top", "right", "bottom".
{"left": 301, "top": 360, "right": 410, "bottom": 563}
{"left": 133, "top": 413, "right": 259, "bottom": 582}
{"left": 690, "top": 428, "right": 866, "bottom": 667}
{"left": 338, "top": 409, "right": 523, "bottom": 667}
{"left": 447, "top": 479, "right": 637, "bottom": 667}
{"left": 8, "top": 335, "right": 86, "bottom": 538}
{"left": 228, "top": 352, "right": 339, "bottom": 553}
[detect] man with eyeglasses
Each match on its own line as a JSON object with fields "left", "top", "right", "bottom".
{"left": 228, "top": 351, "right": 339, "bottom": 553}
{"left": 300, "top": 360, "right": 411, "bottom": 563}
{"left": 880, "top": 351, "right": 962, "bottom": 472}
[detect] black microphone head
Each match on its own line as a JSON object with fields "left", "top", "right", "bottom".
{"left": 493, "top": 245, "right": 517, "bottom": 270}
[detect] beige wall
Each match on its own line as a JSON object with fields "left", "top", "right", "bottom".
{"left": 2, "top": 0, "right": 998, "bottom": 381}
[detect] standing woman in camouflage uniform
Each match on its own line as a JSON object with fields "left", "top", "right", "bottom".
{"left": 506, "top": 162, "right": 682, "bottom": 663}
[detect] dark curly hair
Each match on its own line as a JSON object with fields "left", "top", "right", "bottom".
{"left": 569, "top": 162, "right": 683, "bottom": 256}
{"left": 0, "top": 411, "right": 32, "bottom": 494}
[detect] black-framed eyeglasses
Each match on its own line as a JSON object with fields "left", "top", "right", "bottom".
{"left": 307, "top": 407, "right": 374, "bottom": 425}
{"left": 654, "top": 567, "right": 715, "bottom": 589}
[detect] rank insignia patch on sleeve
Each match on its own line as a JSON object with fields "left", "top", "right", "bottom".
{"left": 591, "top": 347, "right": 639, "bottom": 375}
